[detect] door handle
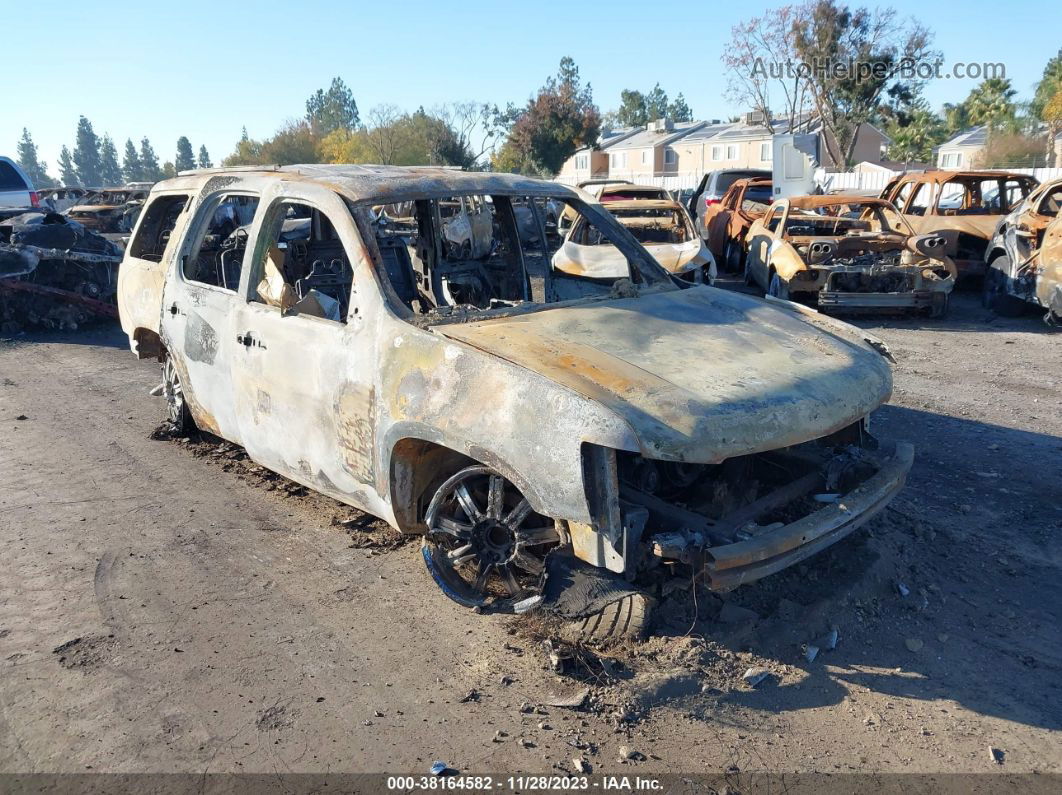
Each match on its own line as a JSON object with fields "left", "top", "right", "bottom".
{"left": 236, "top": 333, "right": 265, "bottom": 349}
{"left": 169, "top": 303, "right": 179, "bottom": 316}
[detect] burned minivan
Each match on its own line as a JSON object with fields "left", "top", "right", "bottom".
{"left": 118, "top": 166, "right": 913, "bottom": 639}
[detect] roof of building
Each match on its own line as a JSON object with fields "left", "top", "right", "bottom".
{"left": 608, "top": 121, "right": 707, "bottom": 150}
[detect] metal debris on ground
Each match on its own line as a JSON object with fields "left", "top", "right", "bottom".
{"left": 545, "top": 687, "right": 590, "bottom": 709}
{"left": 742, "top": 667, "right": 770, "bottom": 687}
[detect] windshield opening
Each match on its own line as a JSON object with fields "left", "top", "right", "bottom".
{"left": 367, "top": 192, "right": 672, "bottom": 323}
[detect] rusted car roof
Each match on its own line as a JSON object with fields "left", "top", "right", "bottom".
{"left": 788, "top": 195, "right": 897, "bottom": 210}
{"left": 896, "top": 170, "right": 1036, "bottom": 184}
{"left": 596, "top": 199, "right": 685, "bottom": 212}
{"left": 164, "top": 165, "right": 583, "bottom": 205}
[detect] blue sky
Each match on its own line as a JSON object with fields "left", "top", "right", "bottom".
{"left": 5, "top": 0, "right": 1058, "bottom": 174}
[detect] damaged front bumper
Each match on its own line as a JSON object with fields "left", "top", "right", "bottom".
{"left": 602, "top": 437, "right": 914, "bottom": 592}
{"left": 701, "top": 442, "right": 913, "bottom": 589}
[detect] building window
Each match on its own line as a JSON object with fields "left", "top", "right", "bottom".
{"left": 940, "top": 152, "right": 963, "bottom": 168}
{"left": 726, "top": 144, "right": 739, "bottom": 160}
{"left": 760, "top": 142, "right": 772, "bottom": 162}
{"left": 711, "top": 145, "right": 723, "bottom": 161}
{"left": 575, "top": 154, "right": 588, "bottom": 170}
{"left": 641, "top": 150, "right": 650, "bottom": 165}
{"left": 610, "top": 152, "right": 627, "bottom": 169}
{"left": 664, "top": 149, "right": 676, "bottom": 165}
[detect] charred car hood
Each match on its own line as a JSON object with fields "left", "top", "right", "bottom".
{"left": 437, "top": 287, "right": 893, "bottom": 462}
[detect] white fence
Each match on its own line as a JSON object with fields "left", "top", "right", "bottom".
{"left": 556, "top": 166, "right": 1062, "bottom": 194}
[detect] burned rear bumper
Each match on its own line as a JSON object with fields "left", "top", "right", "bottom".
{"left": 702, "top": 442, "right": 914, "bottom": 590}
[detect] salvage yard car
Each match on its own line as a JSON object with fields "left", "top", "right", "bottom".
{"left": 880, "top": 170, "right": 1038, "bottom": 279}
{"left": 553, "top": 198, "right": 716, "bottom": 284}
{"left": 744, "top": 195, "right": 956, "bottom": 317}
{"left": 66, "top": 186, "right": 149, "bottom": 233}
{"left": 700, "top": 176, "right": 772, "bottom": 271}
{"left": 118, "top": 165, "right": 913, "bottom": 638}
{"left": 983, "top": 177, "right": 1062, "bottom": 322}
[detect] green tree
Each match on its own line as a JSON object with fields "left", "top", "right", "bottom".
{"left": 197, "top": 145, "right": 212, "bottom": 169}
{"left": 175, "top": 136, "right": 195, "bottom": 172}
{"left": 886, "top": 108, "right": 946, "bottom": 164}
{"left": 615, "top": 90, "right": 648, "bottom": 127}
{"left": 16, "top": 129, "right": 52, "bottom": 188}
{"left": 667, "top": 93, "right": 693, "bottom": 123}
{"left": 644, "top": 83, "right": 669, "bottom": 122}
{"left": 223, "top": 127, "right": 264, "bottom": 166}
{"left": 792, "top": 0, "right": 936, "bottom": 167}
{"left": 1030, "top": 50, "right": 1062, "bottom": 120}
{"left": 121, "top": 139, "right": 143, "bottom": 182}
{"left": 58, "top": 146, "right": 78, "bottom": 185}
{"left": 161, "top": 161, "right": 177, "bottom": 179}
{"left": 72, "top": 116, "right": 103, "bottom": 187}
{"left": 965, "top": 78, "right": 1017, "bottom": 130}
{"left": 139, "top": 137, "right": 162, "bottom": 181}
{"left": 942, "top": 101, "right": 970, "bottom": 135}
{"left": 98, "top": 135, "right": 123, "bottom": 185}
{"left": 305, "top": 77, "right": 360, "bottom": 135}
{"left": 492, "top": 57, "right": 600, "bottom": 175}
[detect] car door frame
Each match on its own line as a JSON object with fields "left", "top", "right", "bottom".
{"left": 228, "top": 180, "right": 384, "bottom": 513}
{"left": 159, "top": 187, "right": 262, "bottom": 442}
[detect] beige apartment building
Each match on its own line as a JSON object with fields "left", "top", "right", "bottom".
{"left": 936, "top": 125, "right": 1062, "bottom": 169}
{"left": 558, "top": 113, "right": 889, "bottom": 183}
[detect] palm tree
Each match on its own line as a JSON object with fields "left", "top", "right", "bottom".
{"left": 966, "top": 78, "right": 1017, "bottom": 131}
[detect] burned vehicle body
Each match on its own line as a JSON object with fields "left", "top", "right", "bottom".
{"left": 983, "top": 178, "right": 1062, "bottom": 322}
{"left": 553, "top": 198, "right": 716, "bottom": 284}
{"left": 1, "top": 211, "right": 123, "bottom": 331}
{"left": 66, "top": 187, "right": 149, "bottom": 233}
{"left": 880, "top": 170, "right": 1038, "bottom": 278}
{"left": 744, "top": 196, "right": 956, "bottom": 317}
{"left": 118, "top": 166, "right": 911, "bottom": 632}
{"left": 701, "top": 176, "right": 772, "bottom": 271}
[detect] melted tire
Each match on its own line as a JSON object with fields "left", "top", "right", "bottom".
{"left": 567, "top": 593, "right": 652, "bottom": 643}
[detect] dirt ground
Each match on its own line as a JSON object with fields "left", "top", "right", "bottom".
{"left": 1, "top": 289, "right": 1060, "bottom": 787}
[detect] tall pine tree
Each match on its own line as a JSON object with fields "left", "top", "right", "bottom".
{"left": 16, "top": 129, "right": 52, "bottom": 188}
{"left": 122, "top": 139, "right": 143, "bottom": 182}
{"left": 72, "top": 116, "right": 103, "bottom": 187}
{"left": 58, "top": 146, "right": 78, "bottom": 185}
{"left": 175, "top": 136, "right": 195, "bottom": 172}
{"left": 99, "top": 134, "right": 123, "bottom": 185}
{"left": 139, "top": 137, "right": 162, "bottom": 181}
{"left": 197, "top": 145, "right": 212, "bottom": 169}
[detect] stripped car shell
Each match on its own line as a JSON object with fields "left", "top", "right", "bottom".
{"left": 983, "top": 177, "right": 1062, "bottom": 322}
{"left": 67, "top": 187, "right": 149, "bottom": 233}
{"left": 744, "top": 195, "right": 956, "bottom": 316}
{"left": 881, "top": 170, "right": 1038, "bottom": 278}
{"left": 118, "top": 165, "right": 912, "bottom": 632}
{"left": 552, "top": 198, "right": 716, "bottom": 283}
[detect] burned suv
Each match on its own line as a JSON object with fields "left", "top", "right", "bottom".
{"left": 118, "top": 166, "right": 912, "bottom": 638}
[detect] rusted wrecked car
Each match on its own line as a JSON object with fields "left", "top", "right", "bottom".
{"left": 66, "top": 187, "right": 149, "bottom": 233}
{"left": 118, "top": 166, "right": 912, "bottom": 639}
{"left": 554, "top": 198, "right": 716, "bottom": 284}
{"left": 983, "top": 177, "right": 1062, "bottom": 323}
{"left": 701, "top": 176, "right": 772, "bottom": 271}
{"left": 880, "top": 170, "right": 1038, "bottom": 279}
{"left": 744, "top": 195, "right": 956, "bottom": 317}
